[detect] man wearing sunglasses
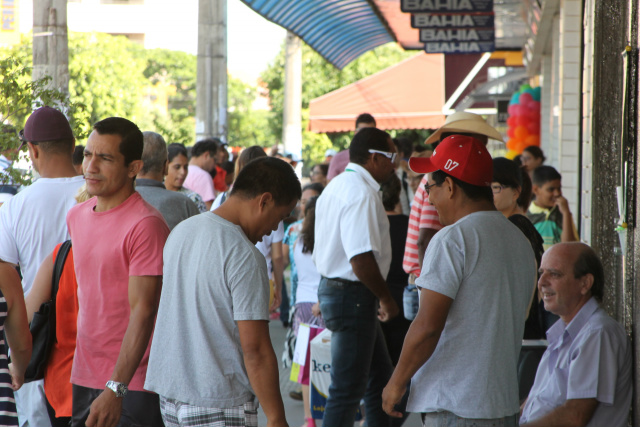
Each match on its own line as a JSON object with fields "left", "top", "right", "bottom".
{"left": 313, "top": 127, "right": 401, "bottom": 427}
{"left": 0, "top": 106, "right": 84, "bottom": 427}
{"left": 383, "top": 135, "right": 536, "bottom": 426}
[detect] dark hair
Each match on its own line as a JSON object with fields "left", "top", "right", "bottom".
{"left": 381, "top": 174, "right": 401, "bottom": 211}
{"left": 235, "top": 146, "right": 268, "bottom": 178}
{"left": 517, "top": 172, "right": 533, "bottom": 210}
{"left": 573, "top": 245, "right": 604, "bottom": 301}
{"left": 431, "top": 169, "right": 493, "bottom": 203}
{"left": 221, "top": 160, "right": 235, "bottom": 175}
{"left": 191, "top": 138, "right": 220, "bottom": 158}
{"left": 230, "top": 157, "right": 301, "bottom": 206}
{"left": 393, "top": 137, "right": 414, "bottom": 158}
{"left": 313, "top": 164, "right": 329, "bottom": 177}
{"left": 72, "top": 145, "right": 84, "bottom": 166}
{"left": 31, "top": 139, "right": 75, "bottom": 156}
{"left": 349, "top": 127, "right": 391, "bottom": 165}
{"left": 302, "top": 182, "right": 324, "bottom": 195}
{"left": 355, "top": 113, "right": 376, "bottom": 128}
{"left": 524, "top": 145, "right": 546, "bottom": 162}
{"left": 141, "top": 131, "right": 168, "bottom": 175}
{"left": 168, "top": 143, "right": 188, "bottom": 163}
{"left": 93, "top": 117, "right": 143, "bottom": 166}
{"left": 532, "top": 165, "right": 561, "bottom": 186}
{"left": 492, "top": 157, "right": 523, "bottom": 189}
{"left": 300, "top": 196, "right": 318, "bottom": 254}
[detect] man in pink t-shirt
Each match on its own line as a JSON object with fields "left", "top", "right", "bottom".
{"left": 184, "top": 139, "right": 220, "bottom": 210}
{"left": 67, "top": 117, "right": 169, "bottom": 427}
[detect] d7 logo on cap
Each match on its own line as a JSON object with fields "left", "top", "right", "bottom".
{"left": 444, "top": 159, "right": 459, "bottom": 171}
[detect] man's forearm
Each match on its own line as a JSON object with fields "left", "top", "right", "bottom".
{"left": 561, "top": 213, "right": 578, "bottom": 242}
{"left": 350, "top": 252, "right": 393, "bottom": 301}
{"left": 110, "top": 303, "right": 157, "bottom": 384}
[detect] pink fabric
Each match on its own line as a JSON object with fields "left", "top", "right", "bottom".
{"left": 327, "top": 150, "right": 350, "bottom": 181}
{"left": 402, "top": 174, "right": 443, "bottom": 276}
{"left": 184, "top": 165, "right": 216, "bottom": 202}
{"left": 67, "top": 193, "right": 169, "bottom": 391}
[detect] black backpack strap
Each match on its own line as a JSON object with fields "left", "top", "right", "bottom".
{"left": 51, "top": 240, "right": 72, "bottom": 303}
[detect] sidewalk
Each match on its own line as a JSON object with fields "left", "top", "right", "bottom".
{"left": 258, "top": 319, "right": 422, "bottom": 427}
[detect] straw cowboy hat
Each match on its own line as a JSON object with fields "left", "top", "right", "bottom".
{"left": 425, "top": 111, "right": 504, "bottom": 145}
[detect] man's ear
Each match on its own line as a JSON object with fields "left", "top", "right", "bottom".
{"left": 444, "top": 176, "right": 456, "bottom": 199}
{"left": 27, "top": 142, "right": 39, "bottom": 160}
{"left": 163, "top": 160, "right": 169, "bottom": 176}
{"left": 580, "top": 273, "right": 595, "bottom": 296}
{"left": 257, "top": 192, "right": 274, "bottom": 212}
{"left": 128, "top": 159, "right": 144, "bottom": 179}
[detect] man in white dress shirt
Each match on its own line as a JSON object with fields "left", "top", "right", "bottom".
{"left": 313, "top": 127, "right": 399, "bottom": 427}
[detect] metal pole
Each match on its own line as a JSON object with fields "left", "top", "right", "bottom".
{"left": 196, "top": 0, "right": 228, "bottom": 143}
{"left": 282, "top": 31, "right": 302, "bottom": 159}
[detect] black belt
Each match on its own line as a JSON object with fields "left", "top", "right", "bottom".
{"left": 324, "top": 276, "right": 361, "bottom": 285}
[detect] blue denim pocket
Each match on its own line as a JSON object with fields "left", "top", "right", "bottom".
{"left": 403, "top": 284, "right": 419, "bottom": 321}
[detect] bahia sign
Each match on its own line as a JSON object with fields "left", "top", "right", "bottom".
{"left": 411, "top": 13, "right": 495, "bottom": 29}
{"left": 401, "top": 0, "right": 494, "bottom": 13}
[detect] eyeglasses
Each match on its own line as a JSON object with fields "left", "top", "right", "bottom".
{"left": 17, "top": 130, "right": 34, "bottom": 151}
{"left": 491, "top": 184, "right": 505, "bottom": 194}
{"left": 368, "top": 149, "right": 397, "bottom": 163}
{"left": 424, "top": 182, "right": 439, "bottom": 196}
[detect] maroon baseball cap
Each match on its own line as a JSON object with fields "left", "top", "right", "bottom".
{"left": 408, "top": 135, "right": 493, "bottom": 186}
{"left": 20, "top": 106, "right": 74, "bottom": 148}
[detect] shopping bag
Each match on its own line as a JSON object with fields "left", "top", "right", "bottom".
{"left": 290, "top": 323, "right": 323, "bottom": 384}
{"left": 309, "top": 329, "right": 362, "bottom": 420}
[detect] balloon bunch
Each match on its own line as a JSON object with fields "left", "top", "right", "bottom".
{"left": 505, "top": 85, "right": 542, "bottom": 159}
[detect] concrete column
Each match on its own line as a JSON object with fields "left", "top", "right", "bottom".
{"left": 196, "top": 0, "right": 227, "bottom": 142}
{"left": 282, "top": 32, "right": 302, "bottom": 160}
{"left": 32, "top": 0, "right": 69, "bottom": 94}
{"left": 557, "top": 0, "right": 582, "bottom": 217}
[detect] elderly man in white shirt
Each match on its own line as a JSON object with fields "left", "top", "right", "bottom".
{"left": 313, "top": 127, "right": 400, "bottom": 427}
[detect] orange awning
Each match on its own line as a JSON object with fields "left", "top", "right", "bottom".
{"left": 309, "top": 53, "right": 446, "bottom": 133}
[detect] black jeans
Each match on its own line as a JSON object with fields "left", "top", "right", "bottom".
{"left": 71, "top": 384, "right": 163, "bottom": 427}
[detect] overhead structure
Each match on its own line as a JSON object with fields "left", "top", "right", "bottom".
{"left": 239, "top": 0, "right": 395, "bottom": 69}
{"left": 309, "top": 53, "right": 445, "bottom": 133}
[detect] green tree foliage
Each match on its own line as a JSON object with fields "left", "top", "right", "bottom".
{"left": 0, "top": 55, "right": 89, "bottom": 185}
{"left": 261, "top": 42, "right": 417, "bottom": 167}
{"left": 227, "top": 76, "right": 276, "bottom": 147}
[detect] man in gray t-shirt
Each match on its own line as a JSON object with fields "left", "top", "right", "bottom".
{"left": 145, "top": 157, "right": 301, "bottom": 427}
{"left": 382, "top": 136, "right": 537, "bottom": 424}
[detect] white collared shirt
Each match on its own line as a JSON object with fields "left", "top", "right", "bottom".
{"left": 313, "top": 162, "right": 391, "bottom": 281}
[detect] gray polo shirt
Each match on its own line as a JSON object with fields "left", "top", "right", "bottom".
{"left": 136, "top": 179, "right": 199, "bottom": 230}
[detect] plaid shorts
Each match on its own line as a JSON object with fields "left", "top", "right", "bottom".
{"left": 159, "top": 396, "right": 258, "bottom": 427}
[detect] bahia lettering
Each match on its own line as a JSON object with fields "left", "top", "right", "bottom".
{"left": 412, "top": 13, "right": 494, "bottom": 29}
{"left": 312, "top": 360, "right": 331, "bottom": 373}
{"left": 420, "top": 28, "right": 495, "bottom": 43}
{"left": 401, "top": 0, "right": 493, "bottom": 13}
{"left": 424, "top": 41, "right": 495, "bottom": 54}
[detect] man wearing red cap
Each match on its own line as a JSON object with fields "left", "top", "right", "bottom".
{"left": 382, "top": 135, "right": 537, "bottom": 425}
{"left": 0, "top": 106, "right": 84, "bottom": 427}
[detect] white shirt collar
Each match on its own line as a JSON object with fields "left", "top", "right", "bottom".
{"left": 344, "top": 162, "right": 379, "bottom": 192}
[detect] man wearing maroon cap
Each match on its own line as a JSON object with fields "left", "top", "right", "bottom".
{"left": 0, "top": 106, "right": 84, "bottom": 427}
{"left": 382, "top": 135, "right": 537, "bottom": 425}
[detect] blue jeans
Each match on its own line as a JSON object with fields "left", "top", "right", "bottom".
{"left": 318, "top": 277, "right": 394, "bottom": 427}
{"left": 421, "top": 411, "right": 518, "bottom": 427}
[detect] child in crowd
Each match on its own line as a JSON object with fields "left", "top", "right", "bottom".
{"left": 526, "top": 165, "right": 579, "bottom": 249}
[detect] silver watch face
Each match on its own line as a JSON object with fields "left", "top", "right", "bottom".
{"left": 107, "top": 381, "right": 127, "bottom": 397}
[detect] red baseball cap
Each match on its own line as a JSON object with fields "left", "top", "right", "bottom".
{"left": 408, "top": 135, "right": 493, "bottom": 186}
{"left": 20, "top": 106, "right": 74, "bottom": 149}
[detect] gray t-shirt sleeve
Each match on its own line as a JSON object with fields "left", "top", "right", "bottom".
{"left": 229, "top": 249, "right": 270, "bottom": 321}
{"left": 416, "top": 228, "right": 464, "bottom": 300}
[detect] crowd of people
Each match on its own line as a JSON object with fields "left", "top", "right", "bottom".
{"left": 0, "top": 106, "right": 632, "bottom": 427}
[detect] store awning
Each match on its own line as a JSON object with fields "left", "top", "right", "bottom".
{"left": 240, "top": 0, "right": 395, "bottom": 69}
{"left": 309, "top": 53, "right": 445, "bottom": 133}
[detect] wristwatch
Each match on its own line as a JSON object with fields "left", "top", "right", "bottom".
{"left": 106, "top": 380, "right": 128, "bottom": 398}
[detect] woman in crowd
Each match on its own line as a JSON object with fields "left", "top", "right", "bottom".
{"left": 290, "top": 196, "right": 324, "bottom": 427}
{"left": 379, "top": 174, "right": 411, "bottom": 365}
{"left": 309, "top": 164, "right": 328, "bottom": 187}
{"left": 165, "top": 143, "right": 208, "bottom": 213}
{"left": 520, "top": 145, "right": 546, "bottom": 179}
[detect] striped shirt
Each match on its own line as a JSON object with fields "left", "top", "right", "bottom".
{"left": 402, "top": 174, "right": 443, "bottom": 277}
{"left": 0, "top": 294, "right": 18, "bottom": 426}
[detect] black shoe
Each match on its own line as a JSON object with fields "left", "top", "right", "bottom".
{"left": 289, "top": 390, "right": 303, "bottom": 401}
